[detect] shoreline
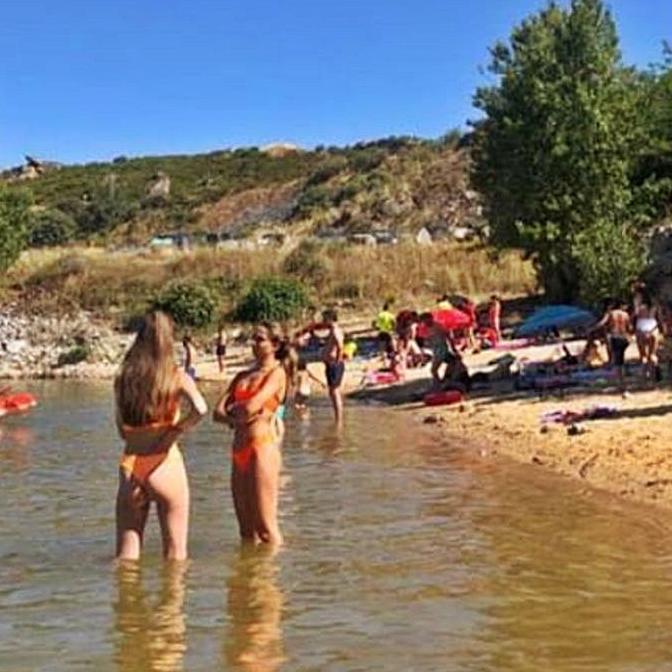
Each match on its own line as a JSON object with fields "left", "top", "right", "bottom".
{"left": 348, "top": 346, "right": 672, "bottom": 514}
{"left": 5, "top": 318, "right": 672, "bottom": 514}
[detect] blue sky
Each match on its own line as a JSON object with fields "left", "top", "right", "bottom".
{"left": 1, "top": 0, "right": 669, "bottom": 167}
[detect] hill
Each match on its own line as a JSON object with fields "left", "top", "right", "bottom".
{"left": 3, "top": 134, "right": 484, "bottom": 247}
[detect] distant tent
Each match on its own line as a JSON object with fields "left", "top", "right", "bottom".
{"left": 416, "top": 227, "right": 432, "bottom": 246}
{"left": 514, "top": 305, "right": 596, "bottom": 337}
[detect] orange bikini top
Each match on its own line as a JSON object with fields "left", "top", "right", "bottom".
{"left": 121, "top": 401, "right": 180, "bottom": 434}
{"left": 232, "top": 367, "right": 282, "bottom": 413}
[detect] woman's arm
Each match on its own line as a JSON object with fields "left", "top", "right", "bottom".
{"left": 151, "top": 372, "right": 208, "bottom": 451}
{"left": 213, "top": 371, "right": 245, "bottom": 424}
{"left": 235, "top": 368, "right": 286, "bottom": 417}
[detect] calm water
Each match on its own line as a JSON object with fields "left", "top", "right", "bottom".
{"left": 2, "top": 381, "right": 672, "bottom": 671}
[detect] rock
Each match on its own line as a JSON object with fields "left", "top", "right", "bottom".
{"left": 147, "top": 171, "right": 171, "bottom": 198}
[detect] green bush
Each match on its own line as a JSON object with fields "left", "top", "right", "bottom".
{"left": 29, "top": 209, "right": 77, "bottom": 247}
{"left": 0, "top": 184, "right": 32, "bottom": 272}
{"left": 57, "top": 344, "right": 91, "bottom": 367}
{"left": 154, "top": 281, "right": 217, "bottom": 328}
{"left": 306, "top": 156, "right": 348, "bottom": 185}
{"left": 235, "top": 277, "right": 309, "bottom": 322}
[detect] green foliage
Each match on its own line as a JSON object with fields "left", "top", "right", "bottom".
{"left": 471, "top": 0, "right": 642, "bottom": 301}
{"left": 28, "top": 209, "right": 77, "bottom": 247}
{"left": 75, "top": 190, "right": 138, "bottom": 238}
{"left": 348, "top": 148, "right": 386, "bottom": 172}
{"left": 572, "top": 220, "right": 644, "bottom": 304}
{"left": 57, "top": 344, "right": 91, "bottom": 367}
{"left": 0, "top": 184, "right": 32, "bottom": 272}
{"left": 235, "top": 277, "right": 309, "bottom": 322}
{"left": 306, "top": 156, "right": 348, "bottom": 185}
{"left": 154, "top": 281, "right": 217, "bottom": 328}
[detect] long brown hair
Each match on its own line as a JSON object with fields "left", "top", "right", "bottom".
{"left": 257, "top": 322, "right": 296, "bottom": 397}
{"left": 115, "top": 311, "right": 180, "bottom": 425}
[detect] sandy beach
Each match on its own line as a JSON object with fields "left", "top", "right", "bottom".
{"left": 189, "top": 333, "right": 666, "bottom": 514}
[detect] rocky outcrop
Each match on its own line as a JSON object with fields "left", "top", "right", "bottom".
{"left": 147, "top": 171, "right": 171, "bottom": 198}
{"left": 0, "top": 307, "right": 131, "bottom": 379}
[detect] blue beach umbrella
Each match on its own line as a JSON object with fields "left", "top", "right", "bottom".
{"left": 514, "top": 305, "right": 596, "bottom": 338}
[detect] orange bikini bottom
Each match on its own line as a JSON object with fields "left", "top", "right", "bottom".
{"left": 232, "top": 432, "right": 276, "bottom": 472}
{"left": 119, "top": 445, "right": 180, "bottom": 484}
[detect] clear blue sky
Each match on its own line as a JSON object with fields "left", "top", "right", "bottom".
{"left": 1, "top": 0, "right": 669, "bottom": 167}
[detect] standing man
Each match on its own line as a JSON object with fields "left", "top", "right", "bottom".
{"left": 321, "top": 309, "right": 345, "bottom": 424}
{"left": 596, "top": 299, "right": 632, "bottom": 394}
{"left": 296, "top": 309, "right": 345, "bottom": 424}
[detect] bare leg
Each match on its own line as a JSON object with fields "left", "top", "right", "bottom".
{"left": 150, "top": 454, "right": 190, "bottom": 561}
{"left": 329, "top": 386, "right": 343, "bottom": 424}
{"left": 252, "top": 443, "right": 283, "bottom": 546}
{"left": 116, "top": 471, "right": 151, "bottom": 560}
{"left": 231, "top": 462, "right": 257, "bottom": 542}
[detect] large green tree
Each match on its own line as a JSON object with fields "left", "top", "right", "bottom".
{"left": 471, "top": 0, "right": 644, "bottom": 303}
{"left": 0, "top": 183, "right": 32, "bottom": 272}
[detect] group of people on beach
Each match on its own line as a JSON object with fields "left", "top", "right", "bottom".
{"left": 371, "top": 294, "right": 501, "bottom": 392}
{"left": 114, "top": 309, "right": 347, "bottom": 561}
{"left": 592, "top": 282, "right": 667, "bottom": 393}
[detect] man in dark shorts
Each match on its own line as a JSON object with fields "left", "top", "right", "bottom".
{"left": 321, "top": 309, "right": 345, "bottom": 424}
{"left": 596, "top": 299, "right": 632, "bottom": 394}
{"left": 295, "top": 309, "right": 345, "bottom": 424}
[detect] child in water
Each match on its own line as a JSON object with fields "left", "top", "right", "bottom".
{"left": 294, "top": 359, "right": 325, "bottom": 417}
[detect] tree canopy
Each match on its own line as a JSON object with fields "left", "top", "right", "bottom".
{"left": 0, "top": 184, "right": 32, "bottom": 272}
{"left": 471, "top": 0, "right": 647, "bottom": 303}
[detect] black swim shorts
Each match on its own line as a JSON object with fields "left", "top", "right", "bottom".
{"left": 325, "top": 361, "right": 345, "bottom": 388}
{"left": 609, "top": 335, "right": 629, "bottom": 366}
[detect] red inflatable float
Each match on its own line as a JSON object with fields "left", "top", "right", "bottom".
{"left": 0, "top": 392, "right": 38, "bottom": 417}
{"left": 423, "top": 390, "right": 463, "bottom": 407}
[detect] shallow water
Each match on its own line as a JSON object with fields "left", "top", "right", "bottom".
{"left": 2, "top": 381, "right": 672, "bottom": 671}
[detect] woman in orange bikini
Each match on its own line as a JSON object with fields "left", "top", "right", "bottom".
{"left": 213, "top": 323, "right": 288, "bottom": 546}
{"left": 115, "top": 311, "right": 207, "bottom": 561}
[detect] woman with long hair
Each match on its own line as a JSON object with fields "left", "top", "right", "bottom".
{"left": 213, "top": 323, "right": 288, "bottom": 546}
{"left": 115, "top": 311, "right": 207, "bottom": 561}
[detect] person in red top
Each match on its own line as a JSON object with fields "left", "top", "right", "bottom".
{"left": 488, "top": 294, "right": 502, "bottom": 344}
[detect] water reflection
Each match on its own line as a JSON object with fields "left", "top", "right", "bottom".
{"left": 223, "top": 547, "right": 286, "bottom": 671}
{"left": 113, "top": 562, "right": 187, "bottom": 672}
{"left": 0, "top": 425, "right": 34, "bottom": 472}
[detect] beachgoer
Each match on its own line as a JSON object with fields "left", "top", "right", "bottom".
{"left": 462, "top": 297, "right": 479, "bottom": 352}
{"left": 580, "top": 337, "right": 607, "bottom": 369}
{"left": 343, "top": 334, "right": 358, "bottom": 360}
{"left": 215, "top": 326, "right": 228, "bottom": 375}
{"left": 213, "top": 323, "right": 288, "bottom": 545}
{"left": 488, "top": 295, "right": 502, "bottom": 343}
{"left": 373, "top": 303, "right": 396, "bottom": 336}
{"left": 442, "top": 351, "right": 471, "bottom": 394}
{"left": 596, "top": 300, "right": 632, "bottom": 393}
{"left": 297, "top": 310, "right": 345, "bottom": 423}
{"left": 437, "top": 294, "right": 453, "bottom": 310}
{"left": 635, "top": 297, "right": 660, "bottom": 380}
{"left": 420, "top": 313, "right": 456, "bottom": 388}
{"left": 115, "top": 311, "right": 208, "bottom": 561}
{"left": 182, "top": 335, "right": 196, "bottom": 379}
{"left": 294, "top": 359, "right": 325, "bottom": 416}
{"left": 378, "top": 331, "right": 404, "bottom": 380}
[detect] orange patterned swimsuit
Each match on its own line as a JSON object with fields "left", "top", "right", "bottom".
{"left": 231, "top": 369, "right": 282, "bottom": 472}
{"left": 119, "top": 403, "right": 180, "bottom": 485}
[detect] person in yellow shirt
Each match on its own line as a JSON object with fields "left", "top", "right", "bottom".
{"left": 373, "top": 303, "right": 396, "bottom": 335}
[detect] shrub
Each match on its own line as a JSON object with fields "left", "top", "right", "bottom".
{"left": 29, "top": 209, "right": 77, "bottom": 247}
{"left": 235, "top": 277, "right": 309, "bottom": 322}
{"left": 306, "top": 156, "right": 348, "bottom": 185}
{"left": 154, "top": 281, "right": 217, "bottom": 328}
{"left": 57, "top": 344, "right": 91, "bottom": 367}
{"left": 0, "top": 184, "right": 32, "bottom": 272}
